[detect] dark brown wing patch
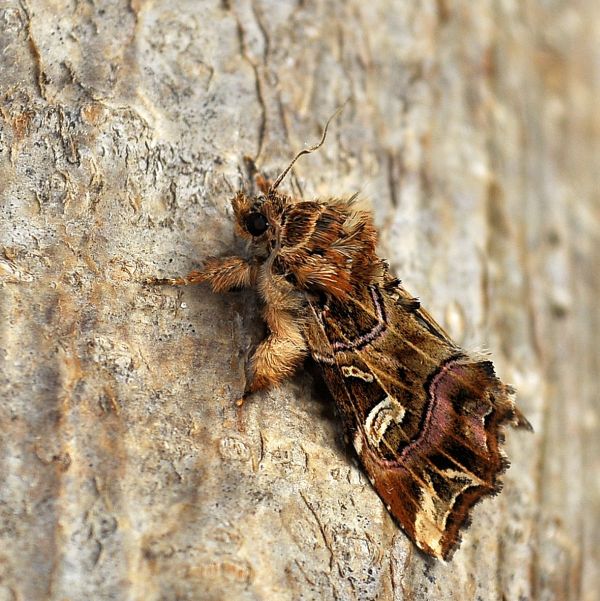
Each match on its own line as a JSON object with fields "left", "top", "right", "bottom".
{"left": 305, "top": 284, "right": 523, "bottom": 560}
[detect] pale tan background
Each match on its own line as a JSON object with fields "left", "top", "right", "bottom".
{"left": 0, "top": 1, "right": 598, "bottom": 600}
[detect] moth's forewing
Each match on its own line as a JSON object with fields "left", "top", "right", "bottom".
{"left": 305, "top": 283, "right": 520, "bottom": 560}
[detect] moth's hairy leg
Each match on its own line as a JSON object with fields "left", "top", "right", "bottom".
{"left": 239, "top": 291, "right": 308, "bottom": 405}
{"left": 145, "top": 256, "right": 259, "bottom": 292}
{"left": 144, "top": 270, "right": 206, "bottom": 286}
{"left": 241, "top": 326, "right": 308, "bottom": 405}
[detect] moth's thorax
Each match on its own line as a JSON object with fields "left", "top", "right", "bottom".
{"left": 278, "top": 201, "right": 324, "bottom": 249}
{"left": 276, "top": 198, "right": 382, "bottom": 299}
{"left": 232, "top": 189, "right": 383, "bottom": 299}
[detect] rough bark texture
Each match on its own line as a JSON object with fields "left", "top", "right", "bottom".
{"left": 1, "top": 1, "right": 598, "bottom": 600}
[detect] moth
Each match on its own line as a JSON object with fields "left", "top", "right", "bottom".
{"left": 146, "top": 112, "right": 532, "bottom": 560}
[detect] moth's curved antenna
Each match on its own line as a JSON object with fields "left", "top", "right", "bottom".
{"left": 270, "top": 101, "right": 348, "bottom": 192}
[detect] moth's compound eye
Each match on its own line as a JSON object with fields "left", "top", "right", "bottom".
{"left": 245, "top": 212, "right": 269, "bottom": 237}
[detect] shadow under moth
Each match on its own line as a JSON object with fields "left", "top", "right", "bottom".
{"left": 146, "top": 111, "right": 532, "bottom": 560}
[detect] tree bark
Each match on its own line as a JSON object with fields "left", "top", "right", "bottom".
{"left": 1, "top": 1, "right": 598, "bottom": 600}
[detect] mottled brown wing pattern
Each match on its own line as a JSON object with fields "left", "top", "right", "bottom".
{"left": 305, "top": 281, "right": 526, "bottom": 560}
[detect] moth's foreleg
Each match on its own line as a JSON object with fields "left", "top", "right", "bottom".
{"left": 145, "top": 256, "right": 258, "bottom": 293}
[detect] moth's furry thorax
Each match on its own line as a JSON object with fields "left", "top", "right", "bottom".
{"left": 233, "top": 189, "right": 384, "bottom": 300}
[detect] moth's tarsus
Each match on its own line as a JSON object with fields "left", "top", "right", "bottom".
{"left": 270, "top": 100, "right": 348, "bottom": 192}
{"left": 144, "top": 270, "right": 206, "bottom": 287}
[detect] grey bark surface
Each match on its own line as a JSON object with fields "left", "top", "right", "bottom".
{"left": 1, "top": 1, "right": 598, "bottom": 600}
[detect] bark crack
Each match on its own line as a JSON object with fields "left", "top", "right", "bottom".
{"left": 299, "top": 491, "right": 334, "bottom": 571}
{"left": 19, "top": 0, "right": 47, "bottom": 100}
{"left": 234, "top": 12, "right": 267, "bottom": 162}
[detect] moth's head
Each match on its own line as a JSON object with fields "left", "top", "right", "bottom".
{"left": 231, "top": 190, "right": 288, "bottom": 245}
{"left": 230, "top": 104, "right": 346, "bottom": 247}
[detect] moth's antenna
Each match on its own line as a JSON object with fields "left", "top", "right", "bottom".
{"left": 270, "top": 101, "right": 347, "bottom": 192}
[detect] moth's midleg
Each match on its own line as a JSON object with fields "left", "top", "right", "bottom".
{"left": 246, "top": 328, "right": 308, "bottom": 395}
